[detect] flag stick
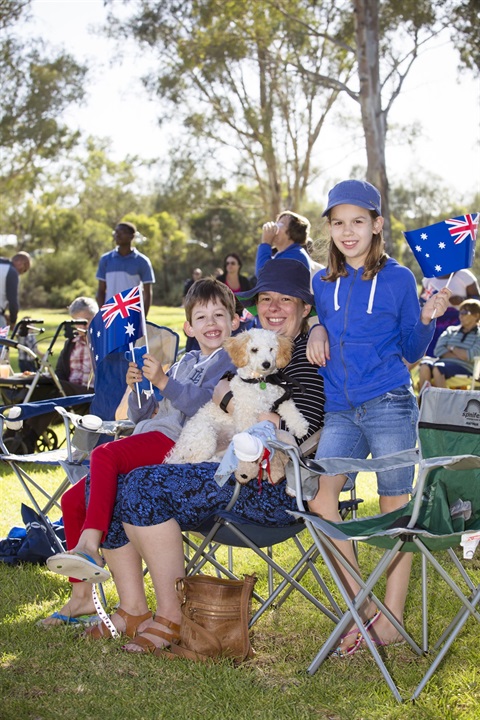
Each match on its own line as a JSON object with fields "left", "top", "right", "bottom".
{"left": 129, "top": 340, "right": 142, "bottom": 408}
{"left": 138, "top": 282, "right": 149, "bottom": 353}
{"left": 431, "top": 272, "right": 454, "bottom": 319}
{"left": 136, "top": 282, "right": 154, "bottom": 403}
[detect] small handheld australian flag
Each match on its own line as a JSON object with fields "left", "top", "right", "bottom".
{"left": 404, "top": 213, "right": 478, "bottom": 277}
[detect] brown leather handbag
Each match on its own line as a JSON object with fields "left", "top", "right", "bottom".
{"left": 155, "top": 574, "right": 257, "bottom": 663}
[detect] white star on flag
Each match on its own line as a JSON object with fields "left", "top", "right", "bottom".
{"left": 125, "top": 322, "right": 137, "bottom": 337}
{"left": 420, "top": 233, "right": 428, "bottom": 240}
{"left": 415, "top": 245, "right": 421, "bottom": 252}
{"left": 435, "top": 265, "right": 442, "bottom": 272}
{"left": 438, "top": 242, "right": 446, "bottom": 249}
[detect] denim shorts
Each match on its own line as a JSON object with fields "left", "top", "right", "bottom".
{"left": 314, "top": 385, "right": 418, "bottom": 497}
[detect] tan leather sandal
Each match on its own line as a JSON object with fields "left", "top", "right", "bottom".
{"left": 84, "top": 608, "right": 152, "bottom": 640}
{"left": 122, "top": 614, "right": 181, "bottom": 654}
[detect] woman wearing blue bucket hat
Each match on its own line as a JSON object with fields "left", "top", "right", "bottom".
{"left": 52, "top": 259, "right": 326, "bottom": 650}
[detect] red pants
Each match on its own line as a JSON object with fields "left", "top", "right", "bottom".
{"left": 60, "top": 431, "right": 175, "bottom": 549}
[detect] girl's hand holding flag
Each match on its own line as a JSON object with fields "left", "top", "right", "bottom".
{"left": 420, "top": 286, "right": 452, "bottom": 324}
{"left": 404, "top": 212, "right": 478, "bottom": 320}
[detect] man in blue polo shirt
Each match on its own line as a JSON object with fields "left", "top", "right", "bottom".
{"left": 96, "top": 222, "right": 155, "bottom": 315}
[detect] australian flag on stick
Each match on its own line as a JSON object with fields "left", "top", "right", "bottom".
{"left": 89, "top": 286, "right": 144, "bottom": 369}
{"left": 404, "top": 213, "right": 478, "bottom": 277}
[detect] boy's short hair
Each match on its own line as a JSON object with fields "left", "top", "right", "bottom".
{"left": 459, "top": 298, "right": 480, "bottom": 316}
{"left": 184, "top": 277, "right": 237, "bottom": 323}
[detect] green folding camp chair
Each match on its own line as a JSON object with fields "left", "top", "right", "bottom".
{"left": 288, "top": 386, "right": 480, "bottom": 702}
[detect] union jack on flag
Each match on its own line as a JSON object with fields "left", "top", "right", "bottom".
{"left": 89, "top": 286, "right": 144, "bottom": 369}
{"left": 101, "top": 286, "right": 142, "bottom": 329}
{"left": 0, "top": 326, "right": 9, "bottom": 338}
{"left": 445, "top": 214, "right": 479, "bottom": 245}
{"left": 403, "top": 212, "right": 478, "bottom": 277}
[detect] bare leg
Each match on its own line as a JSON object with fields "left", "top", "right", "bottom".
{"left": 418, "top": 363, "right": 433, "bottom": 391}
{"left": 360, "top": 493, "right": 412, "bottom": 646}
{"left": 100, "top": 543, "right": 151, "bottom": 634}
{"left": 121, "top": 519, "right": 184, "bottom": 652}
{"left": 308, "top": 473, "right": 376, "bottom": 641}
{"left": 309, "top": 477, "right": 410, "bottom": 650}
{"left": 432, "top": 367, "right": 447, "bottom": 388}
{"left": 40, "top": 581, "right": 97, "bottom": 626}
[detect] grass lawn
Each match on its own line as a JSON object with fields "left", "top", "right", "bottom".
{"left": 1, "top": 308, "right": 479, "bottom": 719}
{"left": 1, "top": 469, "right": 479, "bottom": 719}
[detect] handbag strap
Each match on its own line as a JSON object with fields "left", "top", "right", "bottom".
{"left": 154, "top": 641, "right": 214, "bottom": 663}
{"left": 239, "top": 574, "right": 256, "bottom": 660}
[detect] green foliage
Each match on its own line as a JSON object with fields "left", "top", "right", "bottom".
{"left": 21, "top": 248, "right": 97, "bottom": 309}
{"left": 0, "top": 37, "right": 87, "bottom": 199}
{"left": 450, "top": 0, "right": 480, "bottom": 75}
{"left": 104, "top": 0, "right": 351, "bottom": 215}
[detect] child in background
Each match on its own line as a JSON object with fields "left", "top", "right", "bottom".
{"left": 306, "top": 179, "right": 451, "bottom": 655}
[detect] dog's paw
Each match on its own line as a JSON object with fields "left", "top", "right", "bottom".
{"left": 292, "top": 418, "right": 309, "bottom": 439}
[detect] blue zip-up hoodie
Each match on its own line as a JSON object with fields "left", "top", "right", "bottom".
{"left": 313, "top": 258, "right": 435, "bottom": 412}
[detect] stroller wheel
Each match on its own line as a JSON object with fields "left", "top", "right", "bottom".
{"left": 3, "top": 434, "right": 30, "bottom": 455}
{"left": 35, "top": 428, "right": 58, "bottom": 453}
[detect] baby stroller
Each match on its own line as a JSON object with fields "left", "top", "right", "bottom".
{"left": 0, "top": 318, "right": 92, "bottom": 453}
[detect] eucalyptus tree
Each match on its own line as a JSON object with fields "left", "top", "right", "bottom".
{"left": 278, "top": 0, "right": 478, "bottom": 251}
{"left": 104, "top": 0, "right": 354, "bottom": 218}
{"left": 0, "top": 1, "right": 87, "bottom": 231}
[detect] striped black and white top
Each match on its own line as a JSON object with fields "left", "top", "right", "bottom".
{"left": 284, "top": 333, "right": 325, "bottom": 445}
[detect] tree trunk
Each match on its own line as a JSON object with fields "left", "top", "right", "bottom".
{"left": 354, "top": 0, "right": 392, "bottom": 254}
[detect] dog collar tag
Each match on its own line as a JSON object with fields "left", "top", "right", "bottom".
{"left": 260, "top": 380, "right": 267, "bottom": 390}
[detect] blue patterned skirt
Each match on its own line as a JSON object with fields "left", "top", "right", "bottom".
{"left": 100, "top": 463, "right": 299, "bottom": 549}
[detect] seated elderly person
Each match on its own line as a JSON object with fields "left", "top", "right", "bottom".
{"left": 418, "top": 298, "right": 480, "bottom": 391}
{"left": 61, "top": 260, "right": 325, "bottom": 650}
{"left": 24, "top": 297, "right": 97, "bottom": 449}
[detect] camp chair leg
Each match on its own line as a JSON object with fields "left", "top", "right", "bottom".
{"left": 421, "top": 554, "right": 429, "bottom": 653}
{"left": 41, "top": 477, "right": 71, "bottom": 516}
{"left": 304, "top": 519, "right": 423, "bottom": 679}
{"left": 248, "top": 540, "right": 339, "bottom": 626}
{"left": 266, "top": 536, "right": 343, "bottom": 619}
{"left": 412, "top": 586, "right": 480, "bottom": 701}
{"left": 412, "top": 538, "right": 480, "bottom": 623}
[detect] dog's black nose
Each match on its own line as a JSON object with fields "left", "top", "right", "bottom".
{"left": 262, "top": 361, "right": 271, "bottom": 370}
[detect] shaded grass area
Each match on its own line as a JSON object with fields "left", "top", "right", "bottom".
{"left": 1, "top": 467, "right": 479, "bottom": 719}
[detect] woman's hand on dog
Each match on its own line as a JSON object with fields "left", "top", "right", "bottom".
{"left": 213, "top": 378, "right": 233, "bottom": 411}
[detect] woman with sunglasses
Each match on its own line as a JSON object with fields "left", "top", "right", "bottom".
{"left": 216, "top": 253, "right": 252, "bottom": 295}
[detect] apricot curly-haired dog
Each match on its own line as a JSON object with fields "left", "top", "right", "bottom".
{"left": 166, "top": 328, "right": 308, "bottom": 464}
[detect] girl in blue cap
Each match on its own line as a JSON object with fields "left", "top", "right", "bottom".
{"left": 306, "top": 179, "right": 451, "bottom": 655}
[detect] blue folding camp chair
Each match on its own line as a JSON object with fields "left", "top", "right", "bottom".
{"left": 0, "top": 394, "right": 94, "bottom": 551}
{"left": 287, "top": 386, "right": 480, "bottom": 702}
{"left": 182, "top": 430, "right": 363, "bottom": 628}
{"left": 1, "top": 322, "right": 180, "bottom": 553}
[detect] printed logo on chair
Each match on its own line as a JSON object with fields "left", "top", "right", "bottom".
{"left": 88, "top": 286, "right": 144, "bottom": 369}
{"left": 403, "top": 213, "right": 478, "bottom": 277}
